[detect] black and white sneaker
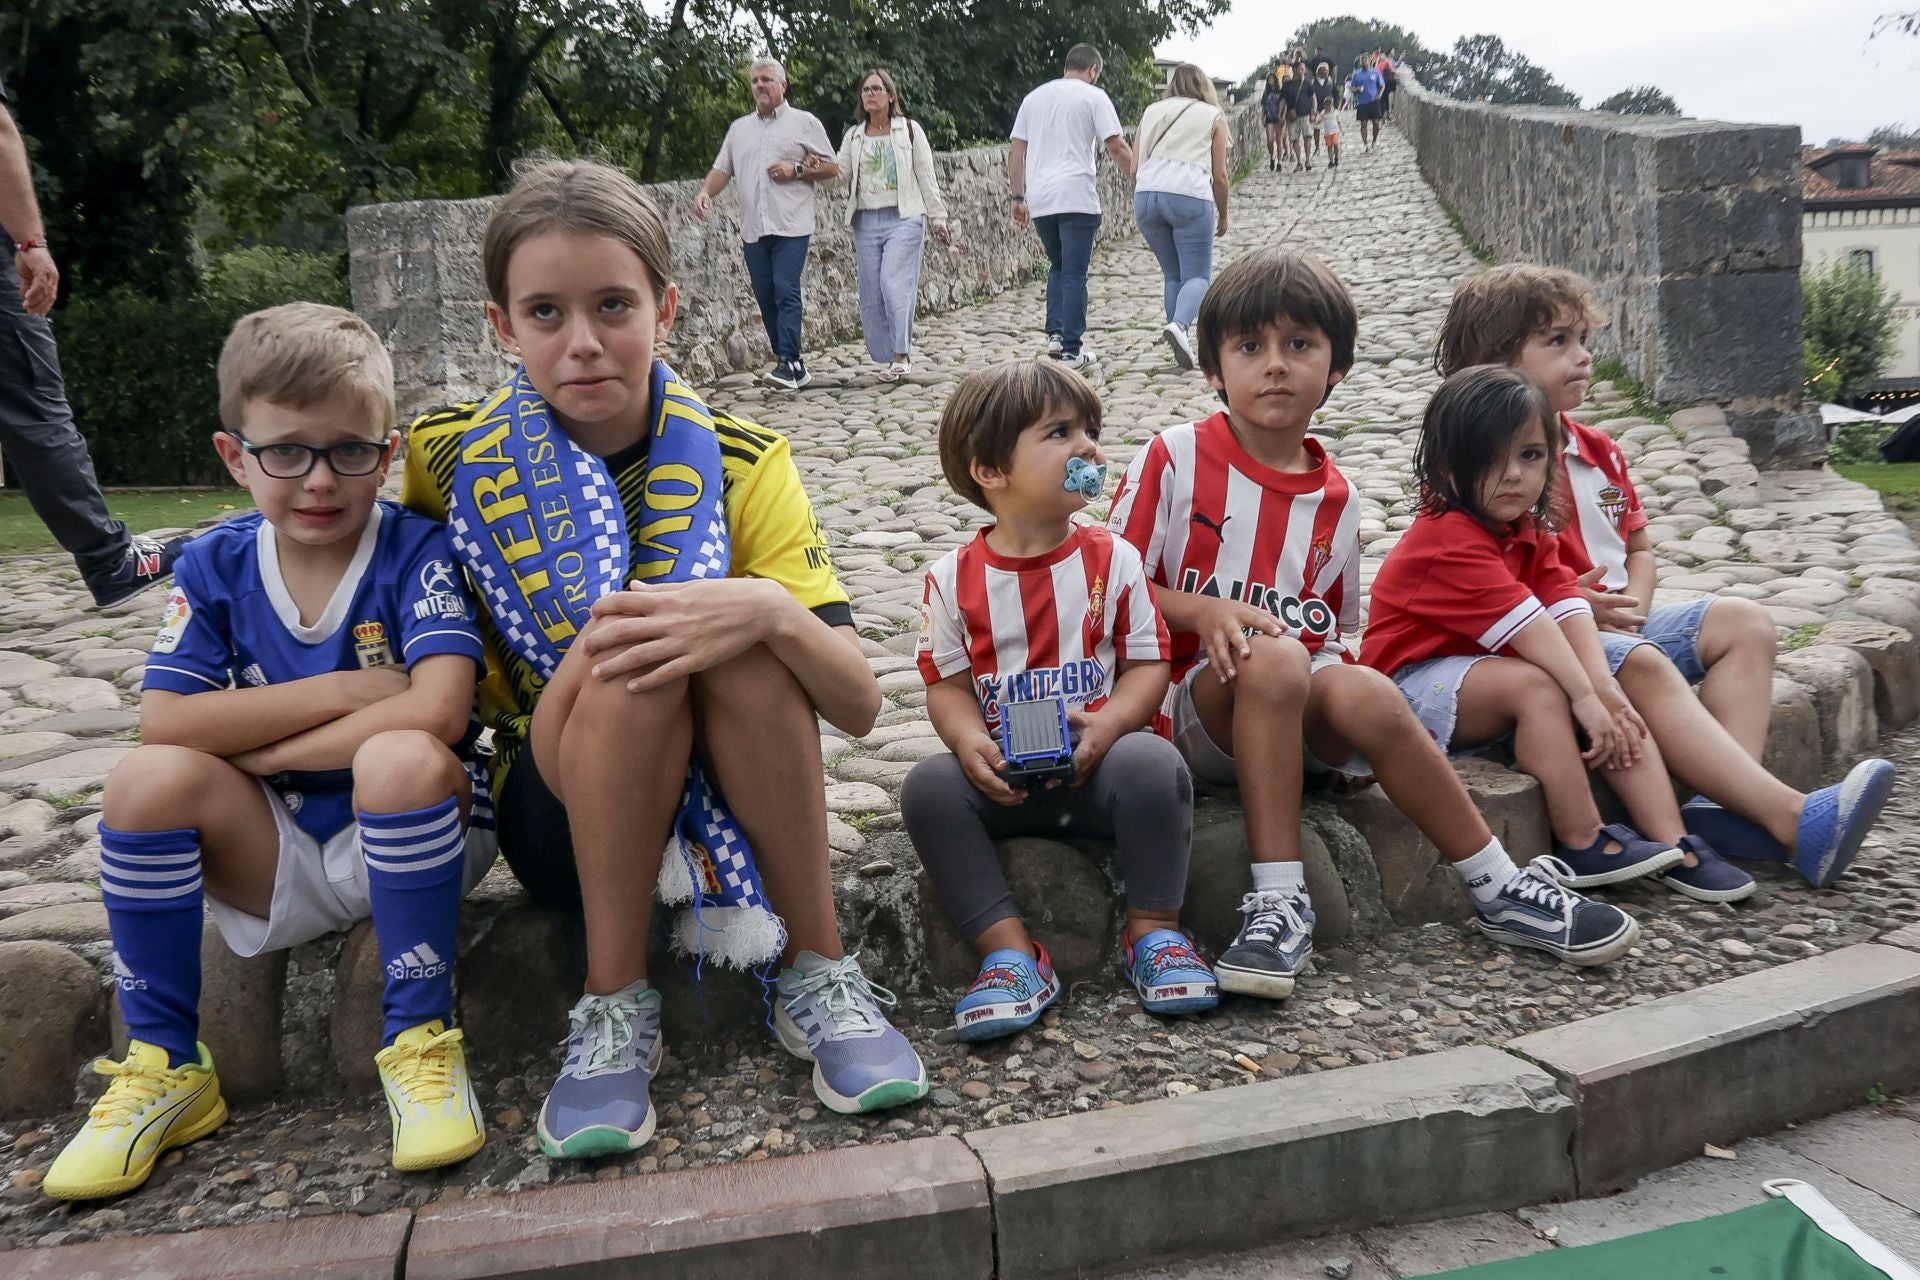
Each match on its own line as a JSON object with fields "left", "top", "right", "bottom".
{"left": 90, "top": 535, "right": 183, "bottom": 609}
{"left": 766, "top": 360, "right": 812, "bottom": 390}
{"left": 1045, "top": 334, "right": 1065, "bottom": 358}
{"left": 1473, "top": 856, "right": 1640, "bottom": 967}
{"left": 1214, "top": 889, "right": 1314, "bottom": 999}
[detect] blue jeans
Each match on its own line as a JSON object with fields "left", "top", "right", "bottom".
{"left": 1133, "top": 191, "right": 1214, "bottom": 327}
{"left": 852, "top": 209, "right": 927, "bottom": 363}
{"left": 1033, "top": 211, "right": 1101, "bottom": 355}
{"left": 741, "top": 233, "right": 810, "bottom": 362}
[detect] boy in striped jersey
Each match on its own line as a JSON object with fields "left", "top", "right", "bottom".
{"left": 903, "top": 360, "right": 1219, "bottom": 1040}
{"left": 1110, "top": 249, "right": 1636, "bottom": 995}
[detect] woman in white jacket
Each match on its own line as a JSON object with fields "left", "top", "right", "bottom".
{"left": 836, "top": 69, "right": 950, "bottom": 380}
{"left": 1134, "top": 64, "right": 1228, "bottom": 372}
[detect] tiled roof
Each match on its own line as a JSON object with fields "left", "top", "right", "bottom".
{"left": 1801, "top": 145, "right": 1920, "bottom": 207}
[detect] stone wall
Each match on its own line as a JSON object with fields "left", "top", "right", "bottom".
{"left": 349, "top": 105, "right": 1264, "bottom": 420}
{"left": 1394, "top": 74, "right": 1820, "bottom": 465}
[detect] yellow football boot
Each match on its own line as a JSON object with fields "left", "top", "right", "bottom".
{"left": 375, "top": 1020, "right": 485, "bottom": 1171}
{"left": 43, "top": 1041, "right": 227, "bottom": 1201}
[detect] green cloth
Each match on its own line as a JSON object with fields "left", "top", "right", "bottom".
{"left": 1425, "top": 1199, "right": 1899, "bottom": 1279}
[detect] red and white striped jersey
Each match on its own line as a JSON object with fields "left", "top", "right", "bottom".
{"left": 917, "top": 524, "right": 1170, "bottom": 730}
{"left": 1361, "top": 509, "right": 1594, "bottom": 677}
{"left": 1553, "top": 414, "right": 1648, "bottom": 591}
{"left": 1107, "top": 412, "right": 1360, "bottom": 679}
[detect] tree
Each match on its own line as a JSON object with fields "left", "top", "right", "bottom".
{"left": 1238, "top": 15, "right": 1433, "bottom": 90}
{"left": 1803, "top": 255, "right": 1900, "bottom": 401}
{"left": 1868, "top": 122, "right": 1920, "bottom": 149}
{"left": 1423, "top": 34, "right": 1580, "bottom": 108}
{"left": 1596, "top": 86, "right": 1681, "bottom": 116}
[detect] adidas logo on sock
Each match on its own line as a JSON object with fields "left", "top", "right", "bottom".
{"left": 112, "top": 952, "right": 148, "bottom": 991}
{"left": 386, "top": 942, "right": 448, "bottom": 981}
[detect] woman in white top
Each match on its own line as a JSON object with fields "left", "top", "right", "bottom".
{"left": 1133, "top": 64, "right": 1228, "bottom": 372}
{"left": 835, "top": 69, "right": 950, "bottom": 380}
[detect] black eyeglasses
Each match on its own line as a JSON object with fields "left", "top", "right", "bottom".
{"left": 234, "top": 436, "right": 387, "bottom": 479}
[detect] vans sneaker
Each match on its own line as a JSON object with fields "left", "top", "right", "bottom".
{"left": 1473, "top": 856, "right": 1640, "bottom": 966}
{"left": 1214, "top": 889, "right": 1313, "bottom": 999}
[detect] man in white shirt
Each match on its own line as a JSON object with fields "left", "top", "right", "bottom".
{"left": 1008, "top": 44, "right": 1135, "bottom": 371}
{"left": 695, "top": 58, "right": 839, "bottom": 390}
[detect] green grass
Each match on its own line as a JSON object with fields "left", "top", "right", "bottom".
{"left": 1440, "top": 204, "right": 1495, "bottom": 265}
{"left": 1835, "top": 463, "right": 1920, "bottom": 496}
{"left": 1782, "top": 622, "right": 1824, "bottom": 651}
{"left": 0, "top": 490, "right": 251, "bottom": 556}
{"left": 1589, "top": 357, "right": 1670, "bottom": 425}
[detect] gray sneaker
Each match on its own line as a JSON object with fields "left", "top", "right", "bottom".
{"left": 1056, "top": 348, "right": 1098, "bottom": 372}
{"left": 774, "top": 953, "right": 928, "bottom": 1114}
{"left": 537, "top": 982, "right": 664, "bottom": 1159}
{"left": 1214, "top": 889, "right": 1314, "bottom": 999}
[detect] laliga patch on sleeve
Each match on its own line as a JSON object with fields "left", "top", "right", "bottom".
{"left": 916, "top": 601, "right": 934, "bottom": 650}
{"left": 152, "top": 588, "right": 192, "bottom": 654}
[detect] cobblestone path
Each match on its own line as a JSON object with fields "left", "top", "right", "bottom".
{"left": 4, "top": 128, "right": 1920, "bottom": 1248}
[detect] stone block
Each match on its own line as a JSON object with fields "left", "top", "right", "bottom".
{"left": 1775, "top": 644, "right": 1879, "bottom": 775}
{"left": 111, "top": 917, "right": 287, "bottom": 1104}
{"left": 1815, "top": 622, "right": 1920, "bottom": 731}
{"left": 0, "top": 940, "right": 107, "bottom": 1118}
{"left": 1762, "top": 677, "right": 1824, "bottom": 794}
{"left": 1336, "top": 758, "right": 1548, "bottom": 925}
{"left": 1850, "top": 591, "right": 1920, "bottom": 638}
{"left": 966, "top": 1046, "right": 1574, "bottom": 1280}
{"left": 7, "top": 1208, "right": 414, "bottom": 1279}
{"left": 330, "top": 920, "right": 385, "bottom": 1091}
{"left": 0, "top": 901, "right": 111, "bottom": 944}
{"left": 407, "top": 1136, "right": 991, "bottom": 1280}
{"left": 1646, "top": 124, "right": 1799, "bottom": 194}
{"left": 1506, "top": 942, "right": 1920, "bottom": 1194}
{"left": 457, "top": 901, "right": 586, "bottom": 1066}
{"left": 918, "top": 837, "right": 1116, "bottom": 990}
{"left": 1185, "top": 801, "right": 1352, "bottom": 950}
{"left": 1653, "top": 273, "right": 1801, "bottom": 403}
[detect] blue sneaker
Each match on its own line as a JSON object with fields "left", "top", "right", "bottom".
{"left": 1681, "top": 797, "right": 1786, "bottom": 862}
{"left": 1792, "top": 758, "right": 1896, "bottom": 889}
{"left": 1473, "top": 856, "right": 1640, "bottom": 966}
{"left": 537, "top": 981, "right": 663, "bottom": 1159}
{"left": 1656, "top": 834, "right": 1757, "bottom": 903}
{"left": 1214, "top": 889, "right": 1314, "bottom": 999}
{"left": 954, "top": 944, "right": 1060, "bottom": 1041}
{"left": 1552, "top": 823, "right": 1685, "bottom": 888}
{"left": 775, "top": 952, "right": 929, "bottom": 1114}
{"left": 1123, "top": 929, "right": 1220, "bottom": 1015}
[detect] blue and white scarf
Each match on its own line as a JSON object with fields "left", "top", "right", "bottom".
{"left": 448, "top": 361, "right": 784, "bottom": 969}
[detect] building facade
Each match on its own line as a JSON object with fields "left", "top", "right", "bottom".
{"left": 1802, "top": 145, "right": 1920, "bottom": 411}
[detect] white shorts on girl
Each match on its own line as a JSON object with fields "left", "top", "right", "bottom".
{"left": 207, "top": 778, "right": 498, "bottom": 958}
{"left": 1170, "top": 650, "right": 1374, "bottom": 786}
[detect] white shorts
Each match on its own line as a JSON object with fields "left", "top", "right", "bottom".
{"left": 1169, "top": 651, "right": 1374, "bottom": 787}
{"left": 207, "top": 779, "right": 498, "bottom": 958}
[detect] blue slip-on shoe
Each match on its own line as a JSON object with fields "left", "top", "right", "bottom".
{"left": 1681, "top": 796, "right": 1787, "bottom": 863}
{"left": 1473, "top": 856, "right": 1640, "bottom": 966}
{"left": 1552, "top": 822, "right": 1685, "bottom": 888}
{"left": 1792, "top": 758, "right": 1896, "bottom": 889}
{"left": 1122, "top": 929, "right": 1220, "bottom": 1016}
{"left": 1214, "top": 889, "right": 1315, "bottom": 999}
{"left": 537, "top": 982, "right": 664, "bottom": 1159}
{"left": 1657, "top": 834, "right": 1757, "bottom": 903}
{"left": 954, "top": 944, "right": 1060, "bottom": 1042}
{"left": 775, "top": 952, "right": 930, "bottom": 1115}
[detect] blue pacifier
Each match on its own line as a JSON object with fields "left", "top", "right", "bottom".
{"left": 1064, "top": 456, "right": 1107, "bottom": 499}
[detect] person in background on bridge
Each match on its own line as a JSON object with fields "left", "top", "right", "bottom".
{"left": 693, "top": 57, "right": 838, "bottom": 392}
{"left": 1348, "top": 57, "right": 1385, "bottom": 152}
{"left": 0, "top": 73, "right": 181, "bottom": 608}
{"left": 1008, "top": 42, "right": 1135, "bottom": 373}
{"left": 1377, "top": 55, "right": 1399, "bottom": 122}
{"left": 1278, "top": 58, "right": 1316, "bottom": 173}
{"left": 1308, "top": 62, "right": 1340, "bottom": 162}
{"left": 1261, "top": 68, "right": 1285, "bottom": 171}
{"left": 1133, "top": 63, "right": 1229, "bottom": 373}
{"left": 1437, "top": 265, "right": 1897, "bottom": 893}
{"left": 834, "top": 68, "right": 950, "bottom": 382}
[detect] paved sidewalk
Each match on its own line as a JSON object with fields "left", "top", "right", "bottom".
{"left": 1121, "top": 1102, "right": 1920, "bottom": 1278}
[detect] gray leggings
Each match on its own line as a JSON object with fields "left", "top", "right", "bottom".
{"left": 900, "top": 732, "right": 1193, "bottom": 944}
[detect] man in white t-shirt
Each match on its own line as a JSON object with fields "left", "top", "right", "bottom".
{"left": 1008, "top": 43, "right": 1134, "bottom": 371}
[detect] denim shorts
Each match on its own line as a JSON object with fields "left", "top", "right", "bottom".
{"left": 1597, "top": 596, "right": 1714, "bottom": 682}
{"left": 1387, "top": 654, "right": 1495, "bottom": 755}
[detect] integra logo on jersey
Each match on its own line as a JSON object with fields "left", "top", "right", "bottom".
{"left": 1177, "top": 569, "right": 1337, "bottom": 637}
{"left": 412, "top": 559, "right": 473, "bottom": 622}
{"left": 974, "top": 660, "right": 1106, "bottom": 724}
{"left": 353, "top": 620, "right": 395, "bottom": 667}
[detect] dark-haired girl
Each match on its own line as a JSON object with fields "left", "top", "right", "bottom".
{"left": 1363, "top": 366, "right": 1730, "bottom": 903}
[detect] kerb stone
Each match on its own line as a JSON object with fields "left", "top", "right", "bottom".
{"left": 1506, "top": 942, "right": 1920, "bottom": 1195}
{"left": 965, "top": 1046, "right": 1574, "bottom": 1279}
{"left": 7, "top": 1208, "right": 413, "bottom": 1278}
{"left": 406, "top": 1136, "right": 991, "bottom": 1279}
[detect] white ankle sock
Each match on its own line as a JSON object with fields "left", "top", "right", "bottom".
{"left": 1250, "top": 860, "right": 1308, "bottom": 899}
{"left": 1453, "top": 839, "right": 1521, "bottom": 905}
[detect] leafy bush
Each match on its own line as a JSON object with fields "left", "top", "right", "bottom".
{"left": 1803, "top": 255, "right": 1899, "bottom": 401}
{"left": 59, "top": 249, "right": 347, "bottom": 485}
{"left": 1828, "top": 420, "right": 1895, "bottom": 466}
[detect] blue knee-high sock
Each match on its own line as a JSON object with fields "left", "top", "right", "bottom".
{"left": 360, "top": 796, "right": 466, "bottom": 1045}
{"left": 98, "top": 825, "right": 204, "bottom": 1069}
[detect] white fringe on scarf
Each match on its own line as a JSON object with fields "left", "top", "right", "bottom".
{"left": 654, "top": 834, "right": 787, "bottom": 970}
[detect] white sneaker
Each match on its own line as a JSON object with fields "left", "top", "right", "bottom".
{"left": 1162, "top": 322, "right": 1196, "bottom": 371}
{"left": 1045, "top": 333, "right": 1064, "bottom": 357}
{"left": 1056, "top": 348, "right": 1097, "bottom": 372}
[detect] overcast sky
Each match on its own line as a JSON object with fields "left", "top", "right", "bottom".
{"left": 1155, "top": 1, "right": 1918, "bottom": 144}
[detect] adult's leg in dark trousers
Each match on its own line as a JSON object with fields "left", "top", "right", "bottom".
{"left": 0, "top": 254, "right": 128, "bottom": 589}
{"left": 741, "top": 238, "right": 780, "bottom": 356}
{"left": 1033, "top": 214, "right": 1065, "bottom": 341}
{"left": 1056, "top": 212, "right": 1101, "bottom": 356}
{"left": 766, "top": 234, "right": 810, "bottom": 363}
